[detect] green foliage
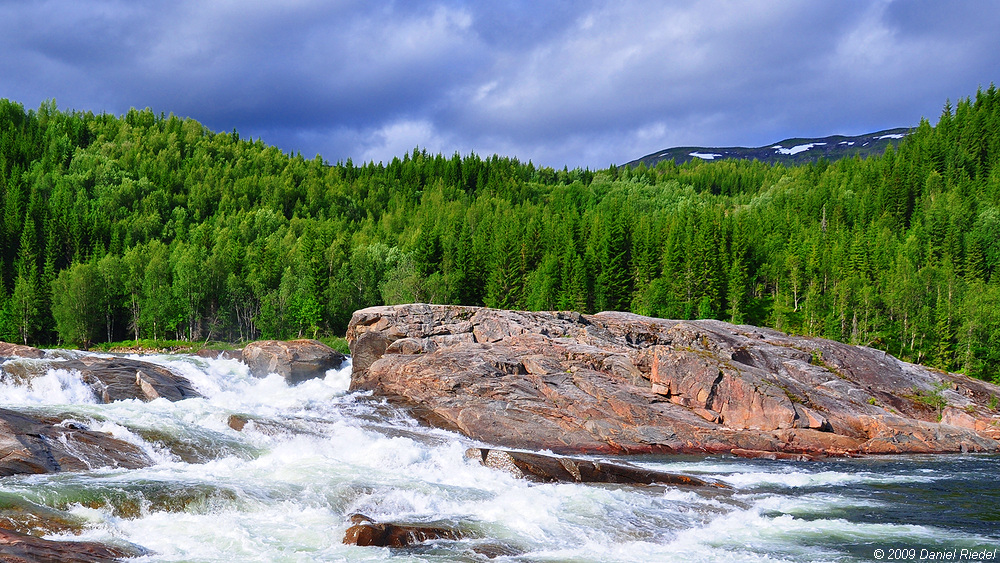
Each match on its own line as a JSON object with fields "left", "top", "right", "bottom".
{"left": 317, "top": 336, "right": 350, "bottom": 356}
{"left": 810, "top": 349, "right": 823, "bottom": 365}
{"left": 50, "top": 261, "right": 104, "bottom": 347}
{"left": 89, "top": 339, "right": 236, "bottom": 353}
{"left": 909, "top": 382, "right": 950, "bottom": 414}
{"left": 2, "top": 87, "right": 1000, "bottom": 382}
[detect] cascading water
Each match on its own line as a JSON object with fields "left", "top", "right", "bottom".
{"left": 1, "top": 352, "right": 998, "bottom": 562}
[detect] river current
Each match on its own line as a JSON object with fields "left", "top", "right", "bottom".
{"left": 1, "top": 352, "right": 998, "bottom": 562}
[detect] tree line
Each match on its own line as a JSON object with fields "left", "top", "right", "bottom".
{"left": 2, "top": 86, "right": 1000, "bottom": 382}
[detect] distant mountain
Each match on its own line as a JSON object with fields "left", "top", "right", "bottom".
{"left": 625, "top": 127, "right": 912, "bottom": 167}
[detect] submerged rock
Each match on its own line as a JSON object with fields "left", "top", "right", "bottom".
{"left": 466, "top": 448, "right": 726, "bottom": 487}
{"left": 729, "top": 448, "right": 817, "bottom": 462}
{"left": 0, "top": 408, "right": 152, "bottom": 476}
{"left": 0, "top": 494, "right": 88, "bottom": 537}
{"left": 347, "top": 304, "right": 1000, "bottom": 457}
{"left": 242, "top": 339, "right": 346, "bottom": 383}
{"left": 343, "top": 514, "right": 462, "bottom": 548}
{"left": 469, "top": 542, "right": 525, "bottom": 559}
{"left": 0, "top": 527, "right": 146, "bottom": 563}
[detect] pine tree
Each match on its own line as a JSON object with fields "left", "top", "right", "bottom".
{"left": 485, "top": 214, "right": 523, "bottom": 310}
{"left": 595, "top": 208, "right": 632, "bottom": 312}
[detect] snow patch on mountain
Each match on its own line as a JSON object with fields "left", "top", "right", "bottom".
{"left": 689, "top": 152, "right": 723, "bottom": 160}
{"left": 774, "top": 142, "right": 826, "bottom": 155}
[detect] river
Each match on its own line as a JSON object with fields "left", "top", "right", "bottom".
{"left": 1, "top": 352, "right": 998, "bottom": 562}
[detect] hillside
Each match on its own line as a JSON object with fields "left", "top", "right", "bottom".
{"left": 626, "top": 128, "right": 911, "bottom": 167}
{"left": 1, "top": 86, "right": 999, "bottom": 383}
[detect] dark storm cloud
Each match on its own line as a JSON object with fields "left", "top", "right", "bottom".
{"left": 1, "top": 1, "right": 998, "bottom": 168}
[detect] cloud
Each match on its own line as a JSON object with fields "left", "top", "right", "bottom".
{"left": 1, "top": 1, "right": 998, "bottom": 168}
{"left": 358, "top": 119, "right": 449, "bottom": 164}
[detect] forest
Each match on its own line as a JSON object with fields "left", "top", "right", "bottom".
{"left": 2, "top": 87, "right": 1000, "bottom": 382}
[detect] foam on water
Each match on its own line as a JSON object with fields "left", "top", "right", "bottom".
{"left": 1, "top": 352, "right": 997, "bottom": 562}
{"left": 0, "top": 363, "right": 100, "bottom": 405}
{"left": 719, "top": 468, "right": 940, "bottom": 489}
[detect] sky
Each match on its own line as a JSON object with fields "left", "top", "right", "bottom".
{"left": 1, "top": 1, "right": 998, "bottom": 169}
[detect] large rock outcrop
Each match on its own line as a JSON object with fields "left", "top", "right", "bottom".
{"left": 347, "top": 305, "right": 1000, "bottom": 456}
{"left": 0, "top": 408, "right": 152, "bottom": 476}
{"left": 242, "top": 339, "right": 346, "bottom": 383}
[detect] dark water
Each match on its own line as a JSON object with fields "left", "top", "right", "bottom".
{"left": 652, "top": 454, "right": 1000, "bottom": 562}
{"left": 1, "top": 353, "right": 998, "bottom": 562}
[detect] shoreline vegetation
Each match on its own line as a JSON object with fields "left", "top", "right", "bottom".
{"left": 81, "top": 336, "right": 351, "bottom": 356}
{"left": 1, "top": 86, "right": 999, "bottom": 381}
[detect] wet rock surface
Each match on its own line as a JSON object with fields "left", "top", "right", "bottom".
{"left": 0, "top": 495, "right": 87, "bottom": 537}
{"left": 1, "top": 354, "right": 201, "bottom": 403}
{"left": 466, "top": 447, "right": 726, "bottom": 487}
{"left": 73, "top": 356, "right": 201, "bottom": 402}
{"left": 0, "top": 408, "right": 153, "bottom": 477}
{"left": 0, "top": 527, "right": 144, "bottom": 563}
{"left": 343, "top": 513, "right": 462, "bottom": 548}
{"left": 242, "top": 339, "right": 346, "bottom": 383}
{"left": 0, "top": 342, "right": 45, "bottom": 360}
{"left": 347, "top": 305, "right": 1000, "bottom": 456}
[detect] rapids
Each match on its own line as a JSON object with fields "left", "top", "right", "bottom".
{"left": 1, "top": 352, "right": 998, "bottom": 562}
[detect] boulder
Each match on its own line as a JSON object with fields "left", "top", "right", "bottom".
{"left": 465, "top": 448, "right": 726, "bottom": 487}
{"left": 347, "top": 305, "right": 1000, "bottom": 457}
{"left": 0, "top": 527, "right": 145, "bottom": 563}
{"left": 0, "top": 342, "right": 44, "bottom": 359}
{"left": 75, "top": 356, "right": 201, "bottom": 402}
{"left": 0, "top": 408, "right": 152, "bottom": 476}
{"left": 343, "top": 514, "right": 461, "bottom": 548}
{"left": 242, "top": 339, "right": 346, "bottom": 383}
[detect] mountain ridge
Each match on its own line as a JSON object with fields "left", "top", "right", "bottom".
{"left": 626, "top": 127, "right": 912, "bottom": 167}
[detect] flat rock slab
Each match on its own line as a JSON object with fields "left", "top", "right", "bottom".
{"left": 0, "top": 527, "right": 145, "bottom": 563}
{"left": 0, "top": 408, "right": 152, "bottom": 477}
{"left": 243, "top": 339, "right": 346, "bottom": 384}
{"left": 347, "top": 305, "right": 1000, "bottom": 457}
{"left": 466, "top": 448, "right": 726, "bottom": 487}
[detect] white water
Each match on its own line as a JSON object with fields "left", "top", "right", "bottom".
{"left": 1, "top": 354, "right": 998, "bottom": 562}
